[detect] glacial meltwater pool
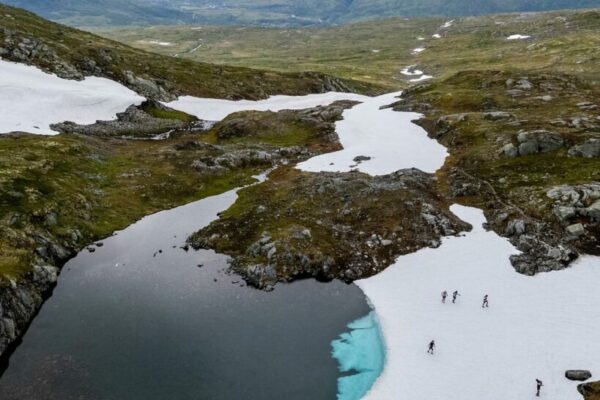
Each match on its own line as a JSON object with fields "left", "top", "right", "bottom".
{"left": 0, "top": 182, "right": 381, "bottom": 400}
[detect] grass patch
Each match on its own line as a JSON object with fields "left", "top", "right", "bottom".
{"left": 0, "top": 133, "right": 261, "bottom": 278}
{"left": 140, "top": 103, "right": 198, "bottom": 122}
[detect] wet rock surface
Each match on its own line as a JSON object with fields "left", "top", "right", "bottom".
{"left": 189, "top": 168, "right": 469, "bottom": 289}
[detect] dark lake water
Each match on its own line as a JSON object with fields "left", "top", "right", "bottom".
{"left": 0, "top": 184, "right": 371, "bottom": 400}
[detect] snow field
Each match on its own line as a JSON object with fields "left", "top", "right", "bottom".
{"left": 507, "top": 34, "right": 531, "bottom": 40}
{"left": 165, "top": 92, "right": 368, "bottom": 121}
{"left": 0, "top": 59, "right": 144, "bottom": 135}
{"left": 358, "top": 205, "right": 600, "bottom": 400}
{"left": 297, "top": 92, "right": 448, "bottom": 175}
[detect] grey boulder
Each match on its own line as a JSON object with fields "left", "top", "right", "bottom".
{"left": 517, "top": 130, "right": 564, "bottom": 155}
{"left": 569, "top": 139, "right": 600, "bottom": 158}
{"left": 565, "top": 370, "right": 592, "bottom": 381}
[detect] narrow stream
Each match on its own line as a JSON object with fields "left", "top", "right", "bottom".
{"left": 0, "top": 180, "right": 371, "bottom": 399}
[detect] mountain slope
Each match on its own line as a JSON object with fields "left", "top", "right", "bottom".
{"left": 3, "top": 0, "right": 600, "bottom": 26}
{"left": 0, "top": 4, "right": 377, "bottom": 100}
{"left": 342, "top": 0, "right": 600, "bottom": 21}
{"left": 99, "top": 9, "right": 600, "bottom": 88}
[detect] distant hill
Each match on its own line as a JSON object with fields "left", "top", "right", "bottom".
{"left": 3, "top": 0, "right": 600, "bottom": 26}
{"left": 0, "top": 3, "right": 377, "bottom": 100}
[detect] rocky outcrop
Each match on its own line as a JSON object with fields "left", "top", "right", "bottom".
{"left": 579, "top": 381, "right": 600, "bottom": 400}
{"left": 211, "top": 100, "right": 357, "bottom": 143}
{"left": 51, "top": 100, "right": 198, "bottom": 138}
{"left": 545, "top": 183, "right": 600, "bottom": 252}
{"left": 484, "top": 111, "right": 515, "bottom": 121}
{"left": 0, "top": 266, "right": 60, "bottom": 357}
{"left": 0, "top": 28, "right": 82, "bottom": 80}
{"left": 569, "top": 139, "right": 600, "bottom": 158}
{"left": 191, "top": 147, "right": 312, "bottom": 175}
{"left": 447, "top": 168, "right": 580, "bottom": 275}
{"left": 393, "top": 70, "right": 600, "bottom": 275}
{"left": 123, "top": 71, "right": 177, "bottom": 102}
{"left": 0, "top": 212, "right": 85, "bottom": 359}
{"left": 189, "top": 168, "right": 470, "bottom": 289}
{"left": 185, "top": 102, "right": 357, "bottom": 175}
{"left": 0, "top": 28, "right": 177, "bottom": 101}
{"left": 502, "top": 130, "right": 565, "bottom": 157}
{"left": 547, "top": 183, "right": 600, "bottom": 223}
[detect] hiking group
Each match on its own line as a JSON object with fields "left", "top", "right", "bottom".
{"left": 430, "top": 291, "right": 544, "bottom": 397}
{"left": 440, "top": 290, "right": 488, "bottom": 307}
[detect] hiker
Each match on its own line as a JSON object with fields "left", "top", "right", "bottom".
{"left": 427, "top": 340, "right": 435, "bottom": 354}
{"left": 452, "top": 290, "right": 460, "bottom": 303}
{"left": 536, "top": 379, "right": 543, "bottom": 397}
{"left": 441, "top": 290, "right": 448, "bottom": 303}
{"left": 482, "top": 294, "right": 489, "bottom": 308}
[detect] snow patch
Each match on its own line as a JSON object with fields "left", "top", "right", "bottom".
{"left": 0, "top": 59, "right": 144, "bottom": 135}
{"left": 297, "top": 92, "right": 448, "bottom": 175}
{"left": 507, "top": 34, "right": 531, "bottom": 40}
{"left": 164, "top": 92, "right": 367, "bottom": 121}
{"left": 412, "top": 47, "right": 426, "bottom": 55}
{"left": 189, "top": 42, "right": 203, "bottom": 53}
{"left": 168, "top": 91, "right": 446, "bottom": 176}
{"left": 432, "top": 33, "right": 442, "bottom": 39}
{"left": 144, "top": 40, "right": 173, "bottom": 46}
{"left": 357, "top": 204, "right": 600, "bottom": 400}
{"left": 400, "top": 66, "right": 424, "bottom": 76}
{"left": 409, "top": 75, "right": 433, "bottom": 82}
{"left": 442, "top": 20, "right": 455, "bottom": 28}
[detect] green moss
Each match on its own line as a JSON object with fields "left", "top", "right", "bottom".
{"left": 207, "top": 108, "right": 345, "bottom": 154}
{"left": 0, "top": 133, "right": 262, "bottom": 278}
{"left": 140, "top": 103, "right": 198, "bottom": 122}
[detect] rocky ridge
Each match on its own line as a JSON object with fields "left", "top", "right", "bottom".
{"left": 50, "top": 100, "right": 199, "bottom": 138}
{"left": 0, "top": 27, "right": 177, "bottom": 101}
{"left": 189, "top": 168, "right": 469, "bottom": 290}
{"left": 393, "top": 70, "right": 600, "bottom": 275}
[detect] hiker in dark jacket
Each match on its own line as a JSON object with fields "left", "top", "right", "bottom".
{"left": 452, "top": 290, "right": 460, "bottom": 303}
{"left": 536, "top": 379, "right": 543, "bottom": 397}
{"left": 441, "top": 291, "right": 448, "bottom": 303}
{"left": 482, "top": 294, "right": 489, "bottom": 308}
{"left": 427, "top": 340, "right": 435, "bottom": 354}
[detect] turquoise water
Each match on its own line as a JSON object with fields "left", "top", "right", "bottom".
{"left": 331, "top": 311, "right": 385, "bottom": 400}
